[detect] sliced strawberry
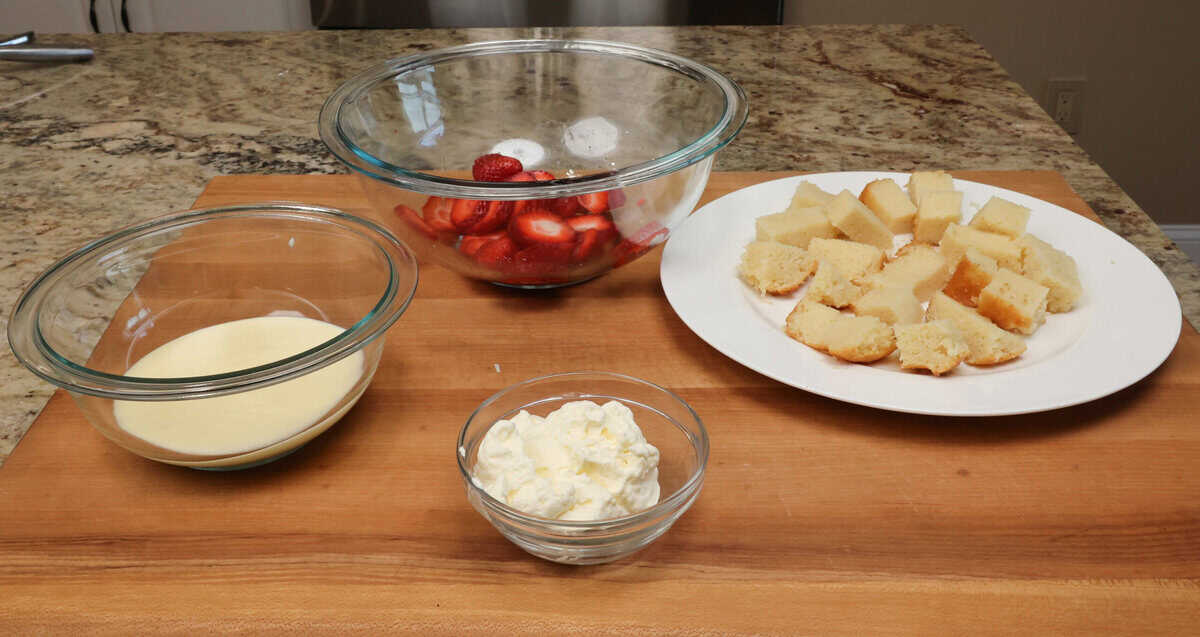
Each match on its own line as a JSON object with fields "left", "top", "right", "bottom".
{"left": 505, "top": 171, "right": 536, "bottom": 183}
{"left": 472, "top": 153, "right": 523, "bottom": 182}
{"left": 455, "top": 197, "right": 514, "bottom": 235}
{"left": 512, "top": 197, "right": 547, "bottom": 216}
{"left": 550, "top": 196, "right": 583, "bottom": 216}
{"left": 451, "top": 198, "right": 485, "bottom": 232}
{"left": 458, "top": 230, "right": 507, "bottom": 257}
{"left": 608, "top": 188, "right": 627, "bottom": 209}
{"left": 571, "top": 229, "right": 603, "bottom": 263}
{"left": 464, "top": 200, "right": 512, "bottom": 235}
{"left": 508, "top": 209, "right": 577, "bottom": 246}
{"left": 517, "top": 242, "right": 573, "bottom": 266}
{"left": 611, "top": 239, "right": 650, "bottom": 268}
{"left": 566, "top": 214, "right": 617, "bottom": 243}
{"left": 506, "top": 171, "right": 557, "bottom": 216}
{"left": 421, "top": 196, "right": 456, "bottom": 232}
{"left": 473, "top": 235, "right": 517, "bottom": 269}
{"left": 505, "top": 170, "right": 554, "bottom": 183}
{"left": 512, "top": 242, "right": 573, "bottom": 279}
{"left": 394, "top": 204, "right": 436, "bottom": 240}
{"left": 578, "top": 191, "right": 609, "bottom": 214}
{"left": 611, "top": 225, "right": 670, "bottom": 268}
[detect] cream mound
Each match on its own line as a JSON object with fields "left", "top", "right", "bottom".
{"left": 113, "top": 316, "right": 363, "bottom": 456}
{"left": 472, "top": 400, "right": 661, "bottom": 521}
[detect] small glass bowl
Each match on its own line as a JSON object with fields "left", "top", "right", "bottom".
{"left": 457, "top": 371, "right": 709, "bottom": 564}
{"left": 8, "top": 203, "right": 419, "bottom": 470}
{"left": 320, "top": 39, "right": 747, "bottom": 288}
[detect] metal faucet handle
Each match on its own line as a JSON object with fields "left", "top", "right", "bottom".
{"left": 0, "top": 31, "right": 93, "bottom": 62}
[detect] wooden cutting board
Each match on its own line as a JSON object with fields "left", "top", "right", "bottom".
{"left": 2, "top": 172, "right": 1198, "bottom": 635}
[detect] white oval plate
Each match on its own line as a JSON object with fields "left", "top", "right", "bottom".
{"left": 660, "top": 171, "right": 1182, "bottom": 416}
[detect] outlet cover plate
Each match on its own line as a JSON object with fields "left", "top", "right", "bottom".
{"left": 1046, "top": 77, "right": 1086, "bottom": 135}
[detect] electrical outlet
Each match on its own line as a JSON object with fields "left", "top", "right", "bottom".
{"left": 1046, "top": 78, "right": 1086, "bottom": 136}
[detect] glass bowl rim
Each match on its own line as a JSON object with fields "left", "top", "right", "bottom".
{"left": 318, "top": 38, "right": 748, "bottom": 200}
{"left": 456, "top": 370, "right": 710, "bottom": 530}
{"left": 7, "top": 202, "right": 419, "bottom": 401}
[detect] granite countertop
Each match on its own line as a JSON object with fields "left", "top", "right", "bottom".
{"left": 1, "top": 26, "right": 1196, "bottom": 464}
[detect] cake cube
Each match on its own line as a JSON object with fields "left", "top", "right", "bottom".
{"left": 926, "top": 292, "right": 1026, "bottom": 365}
{"left": 1017, "top": 234, "right": 1082, "bottom": 312}
{"left": 755, "top": 206, "right": 838, "bottom": 249}
{"left": 785, "top": 300, "right": 842, "bottom": 352}
{"left": 805, "top": 260, "right": 863, "bottom": 308}
{"left": 860, "top": 178, "right": 918, "bottom": 233}
{"left": 942, "top": 247, "right": 998, "bottom": 307}
{"left": 969, "top": 197, "right": 1030, "bottom": 238}
{"left": 825, "top": 190, "right": 895, "bottom": 251}
{"left": 939, "top": 223, "right": 1022, "bottom": 271}
{"left": 788, "top": 181, "right": 836, "bottom": 210}
{"left": 851, "top": 286, "right": 923, "bottom": 325}
{"left": 826, "top": 314, "right": 896, "bottom": 363}
{"left": 807, "top": 237, "right": 885, "bottom": 281}
{"left": 913, "top": 190, "right": 963, "bottom": 243}
{"left": 907, "top": 170, "right": 955, "bottom": 205}
{"left": 862, "top": 242, "right": 952, "bottom": 301}
{"left": 738, "top": 241, "right": 815, "bottom": 295}
{"left": 977, "top": 268, "right": 1049, "bottom": 335}
{"left": 894, "top": 320, "right": 970, "bottom": 375}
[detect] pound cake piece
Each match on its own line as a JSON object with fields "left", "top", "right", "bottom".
{"left": 785, "top": 299, "right": 843, "bottom": 352}
{"left": 826, "top": 315, "right": 896, "bottom": 363}
{"left": 939, "top": 223, "right": 1022, "bottom": 271}
{"left": 977, "top": 268, "right": 1049, "bottom": 335}
{"left": 861, "top": 243, "right": 952, "bottom": 302}
{"left": 851, "top": 286, "right": 923, "bottom": 325}
{"left": 1017, "top": 234, "right": 1082, "bottom": 312}
{"left": 907, "top": 170, "right": 955, "bottom": 205}
{"left": 807, "top": 237, "right": 885, "bottom": 281}
{"left": 926, "top": 292, "right": 1026, "bottom": 365}
{"left": 969, "top": 197, "right": 1030, "bottom": 238}
{"left": 894, "top": 320, "right": 970, "bottom": 375}
{"left": 755, "top": 206, "right": 838, "bottom": 249}
{"left": 738, "top": 241, "right": 815, "bottom": 295}
{"left": 805, "top": 260, "right": 863, "bottom": 308}
{"left": 826, "top": 190, "right": 895, "bottom": 251}
{"left": 942, "top": 247, "right": 998, "bottom": 307}
{"left": 913, "top": 190, "right": 963, "bottom": 243}
{"left": 789, "top": 181, "right": 837, "bottom": 210}
{"left": 860, "top": 178, "right": 918, "bottom": 233}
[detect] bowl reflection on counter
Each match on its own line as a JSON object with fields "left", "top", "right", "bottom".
{"left": 8, "top": 203, "right": 419, "bottom": 470}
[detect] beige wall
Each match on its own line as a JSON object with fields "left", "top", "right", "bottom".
{"left": 785, "top": 0, "right": 1200, "bottom": 225}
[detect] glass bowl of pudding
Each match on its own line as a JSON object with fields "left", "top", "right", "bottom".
{"left": 319, "top": 39, "right": 747, "bottom": 288}
{"left": 8, "top": 203, "right": 418, "bottom": 470}
{"left": 456, "top": 371, "right": 709, "bottom": 564}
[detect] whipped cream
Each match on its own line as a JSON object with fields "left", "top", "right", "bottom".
{"left": 472, "top": 400, "right": 661, "bottom": 521}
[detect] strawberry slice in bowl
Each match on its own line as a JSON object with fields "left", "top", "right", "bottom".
{"left": 421, "top": 196, "right": 457, "bottom": 232}
{"left": 550, "top": 196, "right": 583, "bottom": 217}
{"left": 472, "top": 153, "right": 523, "bottom": 182}
{"left": 578, "top": 191, "right": 609, "bottom": 214}
{"left": 566, "top": 214, "right": 618, "bottom": 243}
{"left": 509, "top": 209, "right": 577, "bottom": 247}
{"left": 394, "top": 204, "right": 437, "bottom": 240}
{"left": 473, "top": 234, "right": 517, "bottom": 269}
{"left": 458, "top": 230, "right": 508, "bottom": 257}
{"left": 452, "top": 199, "right": 513, "bottom": 235}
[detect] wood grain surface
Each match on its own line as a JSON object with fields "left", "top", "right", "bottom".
{"left": 2, "top": 173, "right": 1198, "bottom": 635}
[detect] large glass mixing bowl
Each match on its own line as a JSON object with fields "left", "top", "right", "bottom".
{"left": 320, "top": 39, "right": 746, "bottom": 288}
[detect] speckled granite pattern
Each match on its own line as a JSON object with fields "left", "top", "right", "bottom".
{"left": 1, "top": 26, "right": 1196, "bottom": 463}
